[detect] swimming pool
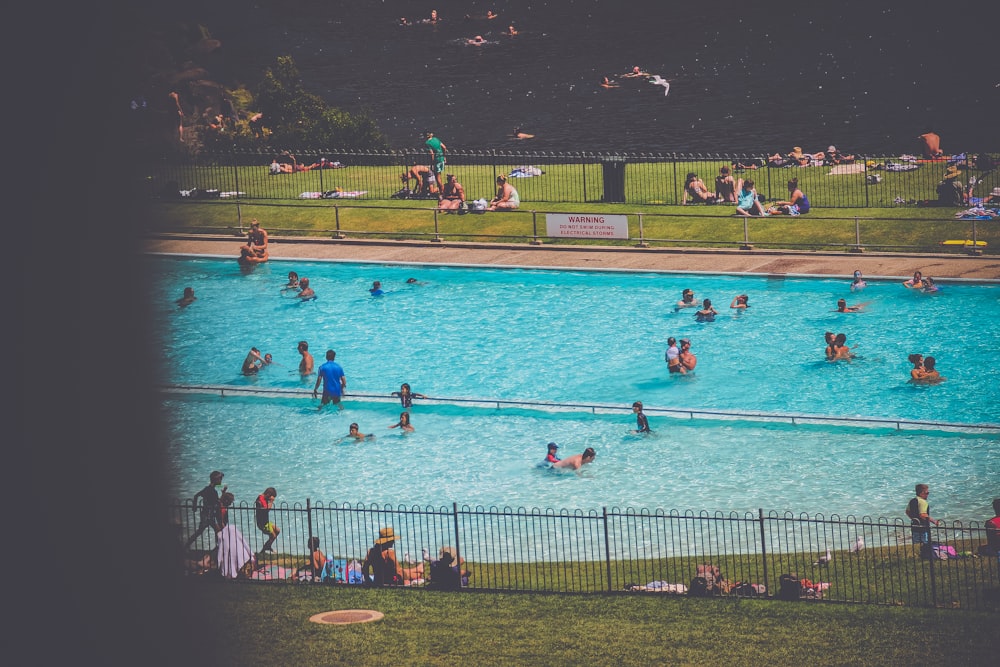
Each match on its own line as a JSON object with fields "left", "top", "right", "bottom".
{"left": 150, "top": 256, "right": 998, "bottom": 521}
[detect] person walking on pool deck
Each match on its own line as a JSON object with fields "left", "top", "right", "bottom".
{"left": 553, "top": 447, "right": 596, "bottom": 470}
{"left": 313, "top": 349, "right": 346, "bottom": 410}
{"left": 255, "top": 487, "right": 280, "bottom": 557}
{"left": 632, "top": 401, "right": 651, "bottom": 433}
{"left": 905, "top": 483, "right": 940, "bottom": 544}
{"left": 184, "top": 470, "right": 226, "bottom": 549}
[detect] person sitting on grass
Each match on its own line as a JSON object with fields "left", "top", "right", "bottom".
{"left": 682, "top": 172, "right": 717, "bottom": 204}
{"left": 487, "top": 174, "right": 520, "bottom": 210}
{"left": 735, "top": 179, "right": 767, "bottom": 217}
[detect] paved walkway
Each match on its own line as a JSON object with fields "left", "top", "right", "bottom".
{"left": 145, "top": 234, "right": 1000, "bottom": 281}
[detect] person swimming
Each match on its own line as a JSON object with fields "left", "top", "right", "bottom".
{"left": 903, "top": 270, "right": 924, "bottom": 289}
{"left": 695, "top": 298, "right": 718, "bottom": 322}
{"left": 370, "top": 281, "right": 385, "bottom": 296}
{"left": 851, "top": 270, "right": 867, "bottom": 291}
{"left": 675, "top": 288, "right": 696, "bottom": 311}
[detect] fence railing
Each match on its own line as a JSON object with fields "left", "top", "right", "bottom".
{"left": 141, "top": 148, "right": 1000, "bottom": 209}
{"left": 147, "top": 200, "right": 996, "bottom": 256}
{"left": 171, "top": 499, "right": 1000, "bottom": 611}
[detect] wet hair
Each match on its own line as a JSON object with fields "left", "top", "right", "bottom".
{"left": 326, "top": 350, "right": 336, "bottom": 360}
{"left": 400, "top": 383, "right": 411, "bottom": 392}
{"left": 908, "top": 353, "right": 923, "bottom": 364}
{"left": 349, "top": 423, "right": 359, "bottom": 430}
{"left": 825, "top": 331, "right": 835, "bottom": 342}
{"left": 703, "top": 298, "right": 712, "bottom": 308}
{"left": 399, "top": 412, "right": 410, "bottom": 424}
{"left": 583, "top": 447, "right": 596, "bottom": 459}
{"left": 298, "top": 341, "right": 308, "bottom": 351}
{"left": 667, "top": 337, "right": 677, "bottom": 346}
{"left": 838, "top": 298, "right": 847, "bottom": 305}
{"left": 183, "top": 287, "right": 194, "bottom": 297}
{"left": 834, "top": 333, "right": 847, "bottom": 345}
{"left": 923, "top": 356, "right": 936, "bottom": 371}
{"left": 632, "top": 401, "right": 643, "bottom": 410}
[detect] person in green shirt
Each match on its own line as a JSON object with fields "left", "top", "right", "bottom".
{"left": 425, "top": 131, "right": 447, "bottom": 191}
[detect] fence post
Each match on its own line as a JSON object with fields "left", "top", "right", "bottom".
{"left": 306, "top": 497, "right": 313, "bottom": 546}
{"left": 740, "top": 218, "right": 753, "bottom": 250}
{"left": 433, "top": 209, "right": 443, "bottom": 242}
{"left": 968, "top": 220, "right": 982, "bottom": 255}
{"left": 236, "top": 202, "right": 244, "bottom": 234}
{"left": 232, "top": 152, "right": 242, "bottom": 232}
{"left": 452, "top": 502, "right": 462, "bottom": 585}
{"left": 758, "top": 509, "right": 769, "bottom": 593}
{"left": 603, "top": 507, "right": 613, "bottom": 592}
{"left": 531, "top": 211, "right": 542, "bottom": 245}
{"left": 850, "top": 217, "right": 865, "bottom": 253}
{"left": 332, "top": 205, "right": 345, "bottom": 239}
{"left": 636, "top": 212, "right": 648, "bottom": 247}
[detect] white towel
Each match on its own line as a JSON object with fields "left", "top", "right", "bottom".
{"left": 217, "top": 524, "right": 252, "bottom": 579}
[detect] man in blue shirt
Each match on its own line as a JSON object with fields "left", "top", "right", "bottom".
{"left": 313, "top": 349, "right": 347, "bottom": 410}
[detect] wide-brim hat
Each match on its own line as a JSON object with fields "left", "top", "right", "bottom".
{"left": 943, "top": 165, "right": 962, "bottom": 180}
{"left": 439, "top": 545, "right": 458, "bottom": 561}
{"left": 375, "top": 527, "right": 397, "bottom": 544}
{"left": 790, "top": 147, "right": 803, "bottom": 156}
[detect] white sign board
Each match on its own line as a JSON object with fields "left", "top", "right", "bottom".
{"left": 545, "top": 214, "right": 629, "bottom": 239}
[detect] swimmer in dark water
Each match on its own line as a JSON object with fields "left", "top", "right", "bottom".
{"left": 512, "top": 127, "right": 534, "bottom": 139}
{"left": 632, "top": 401, "right": 651, "bottom": 433}
{"left": 600, "top": 76, "right": 620, "bottom": 89}
{"left": 506, "top": 24, "right": 517, "bottom": 36}
{"left": 695, "top": 298, "right": 718, "bottom": 322}
{"left": 467, "top": 35, "right": 486, "bottom": 45}
{"left": 621, "top": 66, "right": 649, "bottom": 78}
{"left": 391, "top": 382, "right": 427, "bottom": 409}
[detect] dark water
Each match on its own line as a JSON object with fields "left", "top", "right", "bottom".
{"left": 192, "top": 0, "right": 998, "bottom": 154}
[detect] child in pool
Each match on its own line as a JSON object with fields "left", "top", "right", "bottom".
{"left": 389, "top": 411, "right": 414, "bottom": 432}
{"left": 391, "top": 382, "right": 427, "bottom": 408}
{"left": 850, "top": 270, "right": 867, "bottom": 291}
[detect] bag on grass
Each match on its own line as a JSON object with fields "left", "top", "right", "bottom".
{"left": 777, "top": 574, "right": 801, "bottom": 601}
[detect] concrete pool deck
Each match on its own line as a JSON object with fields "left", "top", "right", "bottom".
{"left": 145, "top": 234, "right": 1000, "bottom": 280}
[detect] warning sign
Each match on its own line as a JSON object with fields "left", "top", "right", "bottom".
{"left": 545, "top": 214, "right": 629, "bottom": 239}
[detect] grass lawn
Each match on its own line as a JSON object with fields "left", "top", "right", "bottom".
{"left": 181, "top": 579, "right": 997, "bottom": 666}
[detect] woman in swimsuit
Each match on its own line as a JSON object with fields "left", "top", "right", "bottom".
{"left": 773, "top": 178, "right": 810, "bottom": 215}
{"left": 715, "top": 166, "right": 736, "bottom": 203}
{"left": 682, "top": 172, "right": 716, "bottom": 204}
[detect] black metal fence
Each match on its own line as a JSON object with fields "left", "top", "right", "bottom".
{"left": 171, "top": 499, "right": 1000, "bottom": 611}
{"left": 141, "top": 149, "right": 999, "bottom": 209}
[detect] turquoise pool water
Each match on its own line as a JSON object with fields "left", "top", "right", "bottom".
{"left": 150, "top": 256, "right": 998, "bottom": 520}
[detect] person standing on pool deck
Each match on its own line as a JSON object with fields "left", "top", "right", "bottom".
{"left": 313, "top": 350, "right": 346, "bottom": 410}
{"left": 255, "top": 487, "right": 280, "bottom": 556}
{"left": 425, "top": 131, "right": 447, "bottom": 191}
{"left": 553, "top": 447, "right": 596, "bottom": 470}
{"left": 632, "top": 402, "right": 651, "bottom": 433}
{"left": 905, "top": 483, "right": 940, "bottom": 544}
{"left": 297, "top": 341, "right": 314, "bottom": 376}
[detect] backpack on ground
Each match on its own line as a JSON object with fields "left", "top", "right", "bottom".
{"left": 687, "top": 576, "right": 710, "bottom": 597}
{"left": 777, "top": 573, "right": 801, "bottom": 601}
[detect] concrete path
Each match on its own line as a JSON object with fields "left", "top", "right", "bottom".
{"left": 145, "top": 234, "right": 1000, "bottom": 281}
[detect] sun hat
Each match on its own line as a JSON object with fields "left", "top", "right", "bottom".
{"left": 942, "top": 165, "right": 962, "bottom": 180}
{"left": 439, "top": 545, "right": 458, "bottom": 561}
{"left": 375, "top": 527, "right": 397, "bottom": 544}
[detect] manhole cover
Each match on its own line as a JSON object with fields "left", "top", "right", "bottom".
{"left": 309, "top": 609, "right": 385, "bottom": 625}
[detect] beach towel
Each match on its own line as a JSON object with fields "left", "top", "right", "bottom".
{"left": 884, "top": 161, "right": 920, "bottom": 172}
{"left": 322, "top": 190, "right": 367, "bottom": 198}
{"left": 250, "top": 564, "right": 294, "bottom": 581}
{"left": 510, "top": 166, "right": 544, "bottom": 177}
{"left": 827, "top": 163, "right": 866, "bottom": 175}
{"left": 217, "top": 523, "right": 253, "bottom": 579}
